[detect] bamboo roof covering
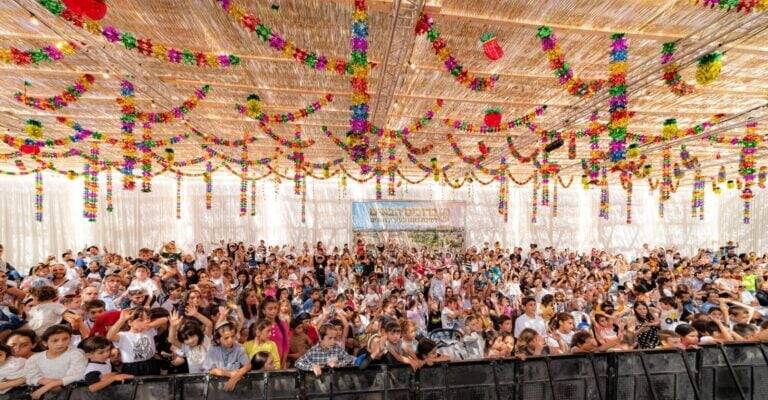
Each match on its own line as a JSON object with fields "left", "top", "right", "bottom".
{"left": 1, "top": 0, "right": 767, "bottom": 185}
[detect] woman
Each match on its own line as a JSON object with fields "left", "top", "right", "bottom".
{"left": 634, "top": 301, "right": 660, "bottom": 349}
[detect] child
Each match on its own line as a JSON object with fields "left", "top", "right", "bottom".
{"left": 203, "top": 321, "right": 251, "bottom": 392}
{"left": 659, "top": 330, "right": 683, "bottom": 350}
{"left": 244, "top": 319, "right": 281, "bottom": 370}
{"left": 0, "top": 343, "right": 25, "bottom": 394}
{"left": 249, "top": 350, "right": 273, "bottom": 371}
{"left": 23, "top": 325, "right": 87, "bottom": 400}
{"left": 26, "top": 286, "right": 65, "bottom": 336}
{"left": 167, "top": 311, "right": 210, "bottom": 373}
{"left": 78, "top": 336, "right": 133, "bottom": 392}
{"left": 106, "top": 307, "right": 168, "bottom": 376}
{"left": 287, "top": 318, "right": 312, "bottom": 367}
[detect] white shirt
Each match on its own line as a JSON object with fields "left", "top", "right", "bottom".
{"left": 24, "top": 348, "right": 87, "bottom": 386}
{"left": 0, "top": 356, "right": 25, "bottom": 393}
{"left": 114, "top": 329, "right": 157, "bottom": 363}
{"left": 27, "top": 302, "right": 66, "bottom": 336}
{"left": 514, "top": 313, "right": 547, "bottom": 338}
{"left": 128, "top": 278, "right": 160, "bottom": 297}
{"left": 178, "top": 336, "right": 211, "bottom": 373}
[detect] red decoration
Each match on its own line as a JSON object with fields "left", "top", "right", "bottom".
{"left": 481, "top": 33, "right": 504, "bottom": 61}
{"left": 415, "top": 14, "right": 430, "bottom": 35}
{"left": 478, "top": 141, "right": 489, "bottom": 156}
{"left": 484, "top": 108, "right": 502, "bottom": 128}
{"left": 62, "top": 0, "right": 107, "bottom": 20}
{"left": 20, "top": 144, "right": 40, "bottom": 155}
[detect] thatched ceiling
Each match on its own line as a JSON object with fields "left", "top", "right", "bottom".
{"left": 0, "top": 0, "right": 767, "bottom": 183}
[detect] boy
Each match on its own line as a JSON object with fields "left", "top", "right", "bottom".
{"left": 26, "top": 286, "right": 66, "bottom": 336}
{"left": 79, "top": 336, "right": 133, "bottom": 392}
{"left": 204, "top": 321, "right": 251, "bottom": 391}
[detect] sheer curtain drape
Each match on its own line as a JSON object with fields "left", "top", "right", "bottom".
{"left": 0, "top": 172, "right": 765, "bottom": 271}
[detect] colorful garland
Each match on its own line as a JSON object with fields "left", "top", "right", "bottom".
{"left": 215, "top": 0, "right": 349, "bottom": 75}
{"left": 83, "top": 143, "right": 99, "bottom": 222}
{"left": 692, "top": 168, "right": 705, "bottom": 220}
{"left": 34, "top": 171, "right": 43, "bottom": 222}
{"left": 531, "top": 172, "right": 539, "bottom": 223}
{"left": 119, "top": 80, "right": 138, "bottom": 190}
{"left": 136, "top": 85, "right": 210, "bottom": 124}
{"left": 498, "top": 158, "right": 508, "bottom": 222}
{"left": 415, "top": 13, "right": 499, "bottom": 92}
{"left": 250, "top": 179, "right": 257, "bottom": 216}
{"left": 176, "top": 172, "right": 182, "bottom": 220}
{"left": 739, "top": 120, "right": 760, "bottom": 223}
{"left": 442, "top": 105, "right": 546, "bottom": 133}
{"left": 537, "top": 26, "right": 604, "bottom": 98}
{"left": 15, "top": 74, "right": 95, "bottom": 111}
{"left": 106, "top": 168, "right": 113, "bottom": 212}
{"left": 586, "top": 112, "right": 603, "bottom": 185}
{"left": 348, "top": 0, "right": 371, "bottom": 168}
{"left": 660, "top": 147, "right": 672, "bottom": 218}
{"left": 660, "top": 42, "right": 696, "bottom": 96}
{"left": 39, "top": 0, "right": 241, "bottom": 68}
{"left": 599, "top": 166, "right": 609, "bottom": 220}
{"left": 445, "top": 133, "right": 488, "bottom": 167}
{"left": 236, "top": 93, "right": 334, "bottom": 123}
{"left": 693, "top": 1, "right": 767, "bottom": 14}
{"left": 204, "top": 161, "right": 213, "bottom": 210}
{"left": 607, "top": 33, "right": 629, "bottom": 163}
{"left": 140, "top": 125, "right": 153, "bottom": 192}
{"left": 0, "top": 41, "right": 77, "bottom": 66}
{"left": 257, "top": 123, "right": 315, "bottom": 148}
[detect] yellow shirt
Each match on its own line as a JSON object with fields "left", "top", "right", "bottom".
{"left": 243, "top": 339, "right": 281, "bottom": 369}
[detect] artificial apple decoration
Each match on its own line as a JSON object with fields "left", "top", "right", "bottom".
{"left": 480, "top": 33, "right": 504, "bottom": 61}
{"left": 484, "top": 108, "right": 501, "bottom": 128}
{"left": 20, "top": 144, "right": 40, "bottom": 155}
{"left": 63, "top": 0, "right": 107, "bottom": 21}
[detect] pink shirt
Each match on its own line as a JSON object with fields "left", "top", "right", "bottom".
{"left": 269, "top": 320, "right": 291, "bottom": 361}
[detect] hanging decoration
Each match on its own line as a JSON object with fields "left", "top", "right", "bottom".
{"left": 660, "top": 147, "right": 672, "bottom": 218}
{"left": 119, "top": 80, "right": 137, "bottom": 190}
{"left": 759, "top": 166, "right": 766, "bottom": 189}
{"left": 531, "top": 171, "right": 539, "bottom": 223}
{"left": 15, "top": 74, "right": 95, "bottom": 111}
{"left": 175, "top": 171, "right": 182, "bottom": 220}
{"left": 718, "top": 165, "right": 726, "bottom": 183}
{"left": 63, "top": 0, "right": 108, "bottom": 20}
{"left": 415, "top": 13, "right": 499, "bottom": 92}
{"left": 693, "top": 0, "right": 768, "bottom": 14}
{"left": 536, "top": 26, "right": 604, "bottom": 98}
{"left": 236, "top": 93, "right": 333, "bottom": 123}
{"left": 662, "top": 119, "right": 679, "bottom": 141}
{"left": 40, "top": 0, "right": 242, "bottom": 68}
{"left": 552, "top": 177, "right": 559, "bottom": 218}
{"left": 498, "top": 158, "right": 508, "bottom": 222}
{"left": 349, "top": 0, "right": 371, "bottom": 167}
{"left": 240, "top": 134, "right": 249, "bottom": 217}
{"left": 140, "top": 125, "right": 153, "bottom": 192}
{"left": 480, "top": 32, "right": 504, "bottom": 61}
{"left": 692, "top": 168, "right": 705, "bottom": 220}
{"left": 623, "top": 176, "right": 632, "bottom": 224}
{"left": 204, "top": 161, "right": 213, "bottom": 210}
{"left": 660, "top": 42, "right": 696, "bottom": 96}
{"left": 136, "top": 85, "right": 210, "bottom": 124}
{"left": 216, "top": 0, "right": 349, "bottom": 75}
{"left": 24, "top": 120, "right": 44, "bottom": 139}
{"left": 599, "top": 166, "right": 609, "bottom": 220}
{"left": 484, "top": 108, "right": 502, "bottom": 128}
{"left": 34, "top": 171, "right": 43, "bottom": 222}
{"left": 739, "top": 120, "right": 760, "bottom": 224}
{"left": 250, "top": 179, "right": 257, "bottom": 216}
{"left": 443, "top": 105, "right": 545, "bottom": 134}
{"left": 82, "top": 142, "right": 99, "bottom": 222}
{"left": 105, "top": 168, "right": 113, "bottom": 212}
{"left": 695, "top": 52, "right": 722, "bottom": 85}
{"left": 301, "top": 176, "right": 307, "bottom": 224}
{"left": 0, "top": 41, "right": 78, "bottom": 66}
{"left": 387, "top": 131, "right": 397, "bottom": 197}
{"left": 607, "top": 33, "right": 629, "bottom": 163}
{"left": 586, "top": 112, "right": 603, "bottom": 185}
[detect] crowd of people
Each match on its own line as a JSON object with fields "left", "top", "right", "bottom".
{"left": 0, "top": 239, "right": 767, "bottom": 397}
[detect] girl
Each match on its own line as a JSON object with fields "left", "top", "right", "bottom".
{"left": 24, "top": 325, "right": 87, "bottom": 400}
{"left": 514, "top": 328, "right": 546, "bottom": 358}
{"left": 244, "top": 319, "right": 281, "bottom": 369}
{"left": 240, "top": 289, "right": 260, "bottom": 328}
{"left": 0, "top": 344, "right": 25, "bottom": 394}
{"left": 167, "top": 311, "right": 211, "bottom": 373}
{"left": 106, "top": 307, "right": 168, "bottom": 376}
{"left": 261, "top": 297, "right": 290, "bottom": 368}
{"left": 634, "top": 301, "right": 660, "bottom": 349}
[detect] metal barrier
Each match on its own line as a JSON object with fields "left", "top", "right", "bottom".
{"left": 3, "top": 343, "right": 768, "bottom": 400}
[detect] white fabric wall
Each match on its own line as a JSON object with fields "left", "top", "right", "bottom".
{"left": 1, "top": 171, "right": 766, "bottom": 271}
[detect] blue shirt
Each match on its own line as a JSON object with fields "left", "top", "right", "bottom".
{"left": 203, "top": 343, "right": 249, "bottom": 372}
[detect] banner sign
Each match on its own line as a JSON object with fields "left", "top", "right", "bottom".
{"left": 351, "top": 201, "right": 465, "bottom": 231}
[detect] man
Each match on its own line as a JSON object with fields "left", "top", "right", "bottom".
{"left": 51, "top": 262, "right": 79, "bottom": 297}
{"left": 0, "top": 245, "right": 21, "bottom": 282}
{"left": 99, "top": 273, "right": 125, "bottom": 311}
{"left": 295, "top": 324, "right": 356, "bottom": 376}
{"left": 514, "top": 297, "right": 547, "bottom": 338}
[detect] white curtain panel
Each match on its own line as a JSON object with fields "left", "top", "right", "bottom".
{"left": 0, "top": 172, "right": 765, "bottom": 271}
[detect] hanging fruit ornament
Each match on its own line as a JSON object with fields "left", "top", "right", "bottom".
{"left": 627, "top": 143, "right": 639, "bottom": 158}
{"left": 718, "top": 165, "right": 726, "bottom": 182}
{"left": 484, "top": 107, "right": 502, "bottom": 128}
{"left": 64, "top": 0, "right": 108, "bottom": 20}
{"left": 24, "top": 119, "right": 43, "bottom": 138}
{"left": 759, "top": 166, "right": 767, "bottom": 189}
{"left": 695, "top": 52, "right": 722, "bottom": 85}
{"left": 20, "top": 144, "right": 40, "bottom": 155}
{"left": 480, "top": 32, "right": 504, "bottom": 61}
{"left": 478, "top": 141, "right": 489, "bottom": 156}
{"left": 245, "top": 94, "right": 262, "bottom": 118}
{"left": 727, "top": 180, "right": 735, "bottom": 189}
{"left": 662, "top": 118, "right": 678, "bottom": 141}
{"left": 164, "top": 148, "right": 175, "bottom": 164}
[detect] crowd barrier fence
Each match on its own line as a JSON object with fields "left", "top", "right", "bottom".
{"left": 2, "top": 343, "right": 768, "bottom": 400}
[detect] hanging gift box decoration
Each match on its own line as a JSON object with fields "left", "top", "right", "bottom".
{"left": 484, "top": 108, "right": 502, "bottom": 128}
{"left": 480, "top": 32, "right": 504, "bottom": 61}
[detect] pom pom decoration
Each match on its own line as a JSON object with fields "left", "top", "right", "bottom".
{"left": 480, "top": 32, "right": 504, "bottom": 61}
{"left": 662, "top": 118, "right": 679, "bottom": 141}
{"left": 244, "top": 94, "right": 261, "bottom": 118}
{"left": 660, "top": 42, "right": 695, "bottom": 96}
{"left": 695, "top": 52, "right": 722, "bottom": 85}
{"left": 24, "top": 120, "right": 44, "bottom": 138}
{"left": 718, "top": 166, "right": 726, "bottom": 183}
{"left": 727, "top": 180, "right": 735, "bottom": 189}
{"left": 484, "top": 108, "right": 502, "bottom": 128}
{"left": 627, "top": 143, "right": 639, "bottom": 158}
{"left": 105, "top": 167, "right": 113, "bottom": 212}
{"left": 415, "top": 13, "right": 499, "bottom": 92}
{"left": 537, "top": 26, "right": 604, "bottom": 98}
{"left": 739, "top": 120, "right": 760, "bottom": 224}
